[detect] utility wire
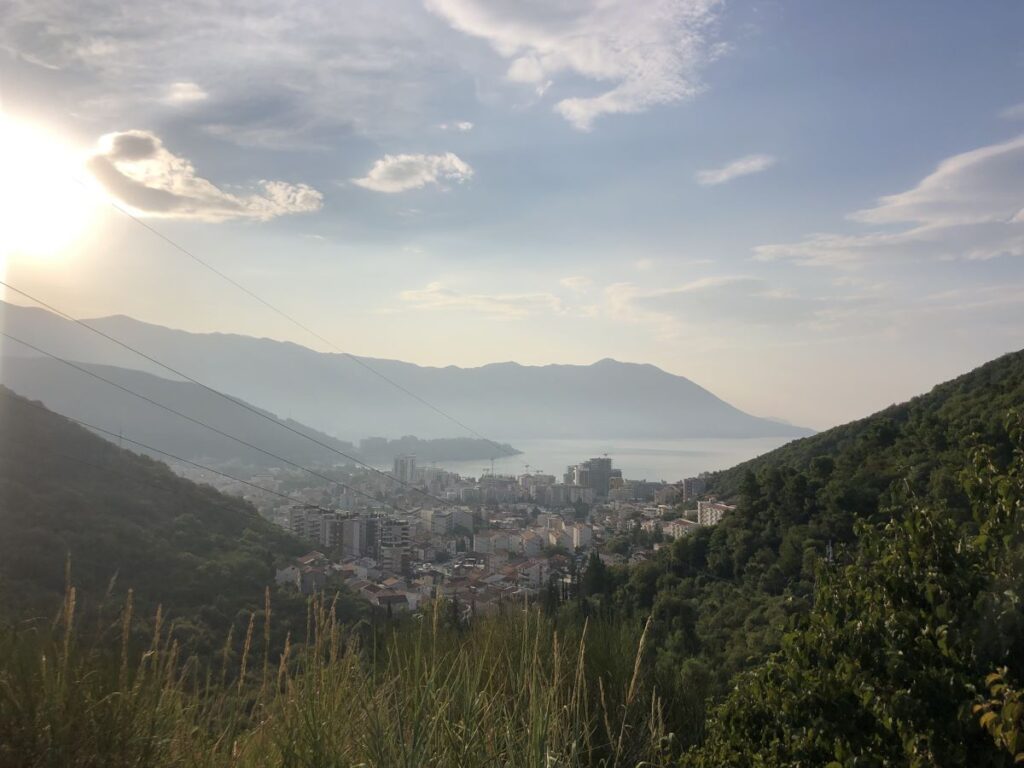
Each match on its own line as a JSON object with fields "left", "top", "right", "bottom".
{"left": 78, "top": 181, "right": 513, "bottom": 458}
{"left": 0, "top": 330, "right": 410, "bottom": 513}
{"left": 1, "top": 389, "right": 340, "bottom": 516}
{"left": 20, "top": 440, "right": 335, "bottom": 528}
{"left": 0, "top": 279, "right": 456, "bottom": 507}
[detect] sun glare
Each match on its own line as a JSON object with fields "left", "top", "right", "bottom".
{"left": 0, "top": 115, "right": 100, "bottom": 263}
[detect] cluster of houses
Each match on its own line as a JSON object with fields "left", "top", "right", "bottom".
{"left": 261, "top": 454, "right": 739, "bottom": 609}
{"left": 275, "top": 548, "right": 574, "bottom": 616}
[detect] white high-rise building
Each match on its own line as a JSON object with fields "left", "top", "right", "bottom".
{"left": 393, "top": 455, "right": 417, "bottom": 484}
{"left": 379, "top": 517, "right": 411, "bottom": 574}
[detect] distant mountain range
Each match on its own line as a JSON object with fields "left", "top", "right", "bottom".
{"left": 0, "top": 356, "right": 360, "bottom": 468}
{"left": 0, "top": 300, "right": 812, "bottom": 442}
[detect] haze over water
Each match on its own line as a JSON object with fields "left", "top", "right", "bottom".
{"left": 419, "top": 436, "right": 794, "bottom": 483}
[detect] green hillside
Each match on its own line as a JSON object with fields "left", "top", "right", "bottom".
{"left": 575, "top": 349, "right": 1024, "bottom": 753}
{"left": 1, "top": 351, "right": 1022, "bottom": 766}
{"left": 0, "top": 387, "right": 309, "bottom": 649}
{"left": 709, "top": 348, "right": 1024, "bottom": 510}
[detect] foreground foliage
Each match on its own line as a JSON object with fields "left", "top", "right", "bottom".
{"left": 687, "top": 424, "right": 1024, "bottom": 766}
{"left": 1, "top": 430, "right": 1021, "bottom": 767}
{"left": 0, "top": 590, "right": 674, "bottom": 768}
{"left": 4, "top": 350, "right": 1024, "bottom": 766}
{"left": 571, "top": 351, "right": 1024, "bottom": 748}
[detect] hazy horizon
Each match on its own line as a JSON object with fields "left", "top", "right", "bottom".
{"left": 3, "top": 0, "right": 1023, "bottom": 433}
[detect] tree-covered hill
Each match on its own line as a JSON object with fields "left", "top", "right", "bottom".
{"left": 0, "top": 387, "right": 308, "bottom": 648}
{"left": 0, "top": 350, "right": 1022, "bottom": 765}
{"left": 575, "top": 349, "right": 1024, "bottom": 751}
{"left": 708, "top": 348, "right": 1024, "bottom": 508}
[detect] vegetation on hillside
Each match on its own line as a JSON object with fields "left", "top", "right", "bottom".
{"left": 709, "top": 349, "right": 1024, "bottom": 509}
{"left": 557, "top": 351, "right": 1024, "bottom": 761}
{"left": 0, "top": 387, "right": 362, "bottom": 654}
{"left": 686, "top": 427, "right": 1024, "bottom": 765}
{"left": 2, "top": 351, "right": 1023, "bottom": 765}
{"left": 1, "top": 414, "right": 1021, "bottom": 766}
{"left": 0, "top": 592, "right": 668, "bottom": 768}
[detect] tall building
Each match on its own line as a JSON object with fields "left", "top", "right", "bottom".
{"left": 287, "top": 505, "right": 346, "bottom": 549}
{"left": 378, "top": 517, "right": 411, "bottom": 574}
{"left": 565, "top": 457, "right": 616, "bottom": 497}
{"left": 585, "top": 457, "right": 613, "bottom": 496}
{"left": 363, "top": 516, "right": 381, "bottom": 558}
{"left": 320, "top": 513, "right": 343, "bottom": 548}
{"left": 429, "top": 509, "right": 454, "bottom": 535}
{"left": 287, "top": 505, "right": 324, "bottom": 542}
{"left": 340, "top": 517, "right": 363, "bottom": 558}
{"left": 393, "top": 454, "right": 417, "bottom": 484}
{"left": 682, "top": 475, "right": 707, "bottom": 501}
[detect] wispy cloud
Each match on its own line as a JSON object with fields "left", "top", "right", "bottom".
{"left": 1000, "top": 102, "right": 1024, "bottom": 120}
{"left": 602, "top": 275, "right": 878, "bottom": 344}
{"left": 426, "top": 0, "right": 723, "bottom": 130}
{"left": 695, "top": 153, "right": 776, "bottom": 185}
{"left": 756, "top": 134, "right": 1024, "bottom": 266}
{"left": 162, "top": 81, "right": 208, "bottom": 106}
{"left": 440, "top": 121, "right": 474, "bottom": 132}
{"left": 559, "top": 276, "right": 591, "bottom": 292}
{"left": 87, "top": 130, "right": 323, "bottom": 221}
{"left": 352, "top": 152, "right": 474, "bottom": 193}
{"left": 400, "top": 282, "right": 563, "bottom": 318}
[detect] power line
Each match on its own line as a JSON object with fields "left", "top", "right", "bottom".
{"left": 78, "top": 182, "right": 513, "bottom": 458}
{"left": 1, "top": 389, "right": 339, "bottom": 516}
{"left": 0, "top": 330, "right": 410, "bottom": 514}
{"left": 22, "top": 440, "right": 332, "bottom": 528}
{"left": 0, "top": 279, "right": 454, "bottom": 507}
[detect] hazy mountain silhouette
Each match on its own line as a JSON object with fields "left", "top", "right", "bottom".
{"left": 0, "top": 300, "right": 812, "bottom": 441}
{"left": 0, "top": 355, "right": 359, "bottom": 468}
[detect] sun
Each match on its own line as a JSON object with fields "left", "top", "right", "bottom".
{"left": 0, "top": 115, "right": 100, "bottom": 263}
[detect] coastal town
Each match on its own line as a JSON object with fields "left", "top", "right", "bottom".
{"left": 177, "top": 451, "right": 736, "bottom": 614}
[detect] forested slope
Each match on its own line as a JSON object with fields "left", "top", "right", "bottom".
{"left": 576, "top": 349, "right": 1024, "bottom": 753}
{"left": 0, "top": 387, "right": 311, "bottom": 650}
{"left": 709, "top": 348, "right": 1024, "bottom": 507}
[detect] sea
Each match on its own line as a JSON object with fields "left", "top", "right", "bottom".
{"left": 417, "top": 436, "right": 795, "bottom": 483}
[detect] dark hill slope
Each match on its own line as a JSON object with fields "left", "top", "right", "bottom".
{"left": 0, "top": 388, "right": 307, "bottom": 647}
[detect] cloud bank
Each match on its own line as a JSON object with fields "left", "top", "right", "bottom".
{"left": 1, "top": 0, "right": 445, "bottom": 143}
{"left": 87, "top": 130, "right": 323, "bottom": 221}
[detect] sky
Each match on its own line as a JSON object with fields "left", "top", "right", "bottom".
{"left": 1, "top": 0, "right": 1023, "bottom": 431}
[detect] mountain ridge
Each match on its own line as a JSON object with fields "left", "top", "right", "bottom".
{"left": 1, "top": 300, "right": 812, "bottom": 441}
{"left": 0, "top": 356, "right": 518, "bottom": 468}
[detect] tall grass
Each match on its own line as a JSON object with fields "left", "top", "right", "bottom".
{"left": 0, "top": 590, "right": 672, "bottom": 768}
